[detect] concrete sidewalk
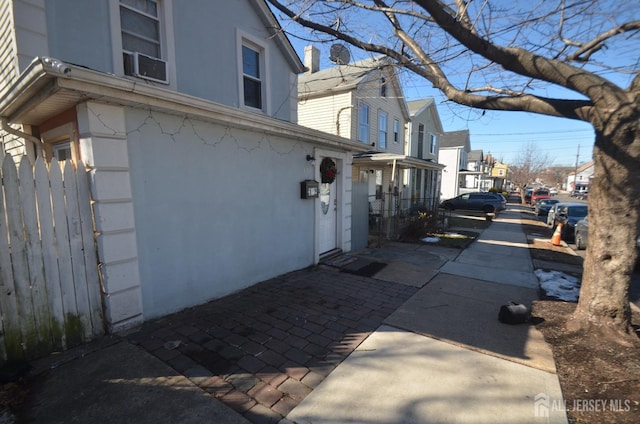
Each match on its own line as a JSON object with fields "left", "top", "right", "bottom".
{"left": 285, "top": 206, "right": 567, "bottom": 424}
{"left": 18, "top": 205, "right": 567, "bottom": 424}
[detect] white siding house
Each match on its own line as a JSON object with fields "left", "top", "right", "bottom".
{"left": 405, "top": 99, "right": 445, "bottom": 210}
{"left": 298, "top": 48, "right": 443, "bottom": 244}
{"left": 566, "top": 160, "right": 594, "bottom": 192}
{"left": 439, "top": 130, "right": 471, "bottom": 200}
{"left": 0, "top": 0, "right": 367, "bottom": 332}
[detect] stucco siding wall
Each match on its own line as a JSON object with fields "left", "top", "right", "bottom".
{"left": 11, "top": 1, "right": 298, "bottom": 122}
{"left": 10, "top": 0, "right": 47, "bottom": 74}
{"left": 173, "top": 1, "right": 297, "bottom": 121}
{"left": 45, "top": 0, "right": 112, "bottom": 73}
{"left": 125, "top": 108, "right": 317, "bottom": 319}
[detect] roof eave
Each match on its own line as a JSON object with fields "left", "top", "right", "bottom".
{"left": 1, "top": 58, "right": 370, "bottom": 154}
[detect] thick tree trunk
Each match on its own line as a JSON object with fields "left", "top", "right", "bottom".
{"left": 570, "top": 104, "right": 640, "bottom": 342}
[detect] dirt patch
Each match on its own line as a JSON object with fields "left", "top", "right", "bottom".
{"left": 521, "top": 211, "right": 640, "bottom": 423}
{"left": 532, "top": 302, "right": 640, "bottom": 423}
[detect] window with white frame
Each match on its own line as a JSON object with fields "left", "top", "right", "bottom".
{"left": 42, "top": 122, "right": 77, "bottom": 164}
{"left": 393, "top": 119, "right": 399, "bottom": 143}
{"left": 378, "top": 111, "right": 388, "bottom": 149}
{"left": 380, "top": 77, "right": 387, "bottom": 97}
{"left": 358, "top": 102, "right": 370, "bottom": 143}
{"left": 429, "top": 133, "right": 437, "bottom": 154}
{"left": 241, "top": 42, "right": 263, "bottom": 110}
{"left": 119, "top": 0, "right": 170, "bottom": 84}
{"left": 53, "top": 141, "right": 72, "bottom": 162}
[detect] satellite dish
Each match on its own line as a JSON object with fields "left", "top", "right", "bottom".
{"left": 329, "top": 44, "right": 350, "bottom": 65}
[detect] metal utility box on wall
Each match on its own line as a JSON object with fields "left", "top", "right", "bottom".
{"left": 301, "top": 180, "right": 319, "bottom": 199}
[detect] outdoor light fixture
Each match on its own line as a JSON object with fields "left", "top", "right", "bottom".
{"left": 306, "top": 154, "right": 315, "bottom": 162}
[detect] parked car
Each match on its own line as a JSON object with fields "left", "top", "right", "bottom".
{"left": 530, "top": 189, "right": 551, "bottom": 204}
{"left": 549, "top": 203, "right": 588, "bottom": 241}
{"left": 549, "top": 187, "right": 558, "bottom": 196}
{"left": 574, "top": 218, "right": 639, "bottom": 269}
{"left": 571, "top": 187, "right": 588, "bottom": 199}
{"left": 534, "top": 198, "right": 560, "bottom": 216}
{"left": 524, "top": 188, "right": 533, "bottom": 204}
{"left": 439, "top": 193, "right": 506, "bottom": 213}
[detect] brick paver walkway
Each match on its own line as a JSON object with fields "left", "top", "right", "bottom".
{"left": 126, "top": 266, "right": 417, "bottom": 424}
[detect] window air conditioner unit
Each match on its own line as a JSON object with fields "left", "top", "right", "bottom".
{"left": 128, "top": 52, "right": 169, "bottom": 84}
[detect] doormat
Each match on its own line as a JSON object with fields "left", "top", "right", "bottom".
{"left": 322, "top": 255, "right": 359, "bottom": 268}
{"left": 342, "top": 261, "right": 387, "bottom": 277}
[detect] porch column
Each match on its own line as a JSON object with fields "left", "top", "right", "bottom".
{"left": 77, "top": 102, "right": 143, "bottom": 332}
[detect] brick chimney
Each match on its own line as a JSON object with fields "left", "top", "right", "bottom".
{"left": 304, "top": 45, "right": 320, "bottom": 74}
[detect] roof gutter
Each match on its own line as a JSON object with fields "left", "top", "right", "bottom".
{"left": 1, "top": 57, "right": 370, "bottom": 155}
{"left": 0, "top": 58, "right": 73, "bottom": 154}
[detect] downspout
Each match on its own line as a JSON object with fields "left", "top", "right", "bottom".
{"left": 1, "top": 118, "right": 43, "bottom": 159}
{"left": 0, "top": 57, "right": 70, "bottom": 160}
{"left": 336, "top": 106, "right": 355, "bottom": 137}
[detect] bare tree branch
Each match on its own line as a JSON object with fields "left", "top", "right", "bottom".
{"left": 566, "top": 20, "right": 640, "bottom": 62}
{"left": 268, "top": 0, "right": 596, "bottom": 121}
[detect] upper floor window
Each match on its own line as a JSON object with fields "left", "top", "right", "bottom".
{"left": 242, "top": 44, "right": 263, "bottom": 109}
{"left": 429, "top": 134, "right": 437, "bottom": 154}
{"left": 380, "top": 77, "right": 387, "bottom": 97}
{"left": 120, "top": 0, "right": 168, "bottom": 84}
{"left": 358, "top": 102, "right": 370, "bottom": 143}
{"left": 393, "top": 119, "right": 399, "bottom": 143}
{"left": 378, "top": 111, "right": 387, "bottom": 149}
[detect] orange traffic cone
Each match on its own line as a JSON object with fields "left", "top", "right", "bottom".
{"left": 550, "top": 223, "right": 563, "bottom": 246}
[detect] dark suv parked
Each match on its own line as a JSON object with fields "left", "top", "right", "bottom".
{"left": 440, "top": 193, "right": 506, "bottom": 213}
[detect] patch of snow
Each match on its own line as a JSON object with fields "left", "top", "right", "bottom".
{"left": 444, "top": 232, "right": 466, "bottom": 238}
{"left": 535, "top": 269, "right": 581, "bottom": 302}
{"left": 421, "top": 236, "right": 440, "bottom": 243}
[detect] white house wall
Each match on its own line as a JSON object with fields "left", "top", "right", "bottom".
{"left": 124, "top": 107, "right": 325, "bottom": 319}
{"left": 439, "top": 148, "right": 461, "bottom": 200}
{"left": 352, "top": 71, "right": 406, "bottom": 155}
{"left": 298, "top": 91, "right": 354, "bottom": 138}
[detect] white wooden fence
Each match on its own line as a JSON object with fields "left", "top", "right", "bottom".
{"left": 0, "top": 155, "right": 103, "bottom": 360}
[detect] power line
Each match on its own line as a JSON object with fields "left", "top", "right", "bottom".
{"left": 472, "top": 129, "right": 592, "bottom": 136}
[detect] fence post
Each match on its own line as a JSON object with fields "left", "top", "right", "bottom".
{"left": 0, "top": 156, "right": 21, "bottom": 359}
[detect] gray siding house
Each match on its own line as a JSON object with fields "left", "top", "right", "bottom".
{"left": 0, "top": 0, "right": 367, "bottom": 332}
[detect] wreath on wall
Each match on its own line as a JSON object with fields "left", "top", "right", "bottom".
{"left": 320, "top": 158, "right": 337, "bottom": 184}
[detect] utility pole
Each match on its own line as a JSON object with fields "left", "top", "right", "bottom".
{"left": 573, "top": 145, "right": 580, "bottom": 192}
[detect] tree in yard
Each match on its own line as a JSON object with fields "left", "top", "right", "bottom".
{"left": 268, "top": 0, "right": 640, "bottom": 342}
{"left": 540, "top": 166, "right": 574, "bottom": 191}
{"left": 508, "top": 142, "right": 551, "bottom": 204}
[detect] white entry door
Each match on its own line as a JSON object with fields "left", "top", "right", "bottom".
{"left": 318, "top": 181, "right": 338, "bottom": 254}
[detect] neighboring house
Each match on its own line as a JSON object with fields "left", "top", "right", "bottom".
{"left": 439, "top": 130, "right": 471, "bottom": 200}
{"left": 489, "top": 159, "right": 508, "bottom": 191}
{"left": 458, "top": 150, "right": 505, "bottom": 193}
{"left": 460, "top": 149, "right": 487, "bottom": 193}
{"left": 566, "top": 160, "right": 594, "bottom": 192}
{"left": 0, "top": 0, "right": 368, "bottom": 333}
{"left": 297, "top": 47, "right": 443, "bottom": 245}
{"left": 405, "top": 99, "right": 445, "bottom": 211}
